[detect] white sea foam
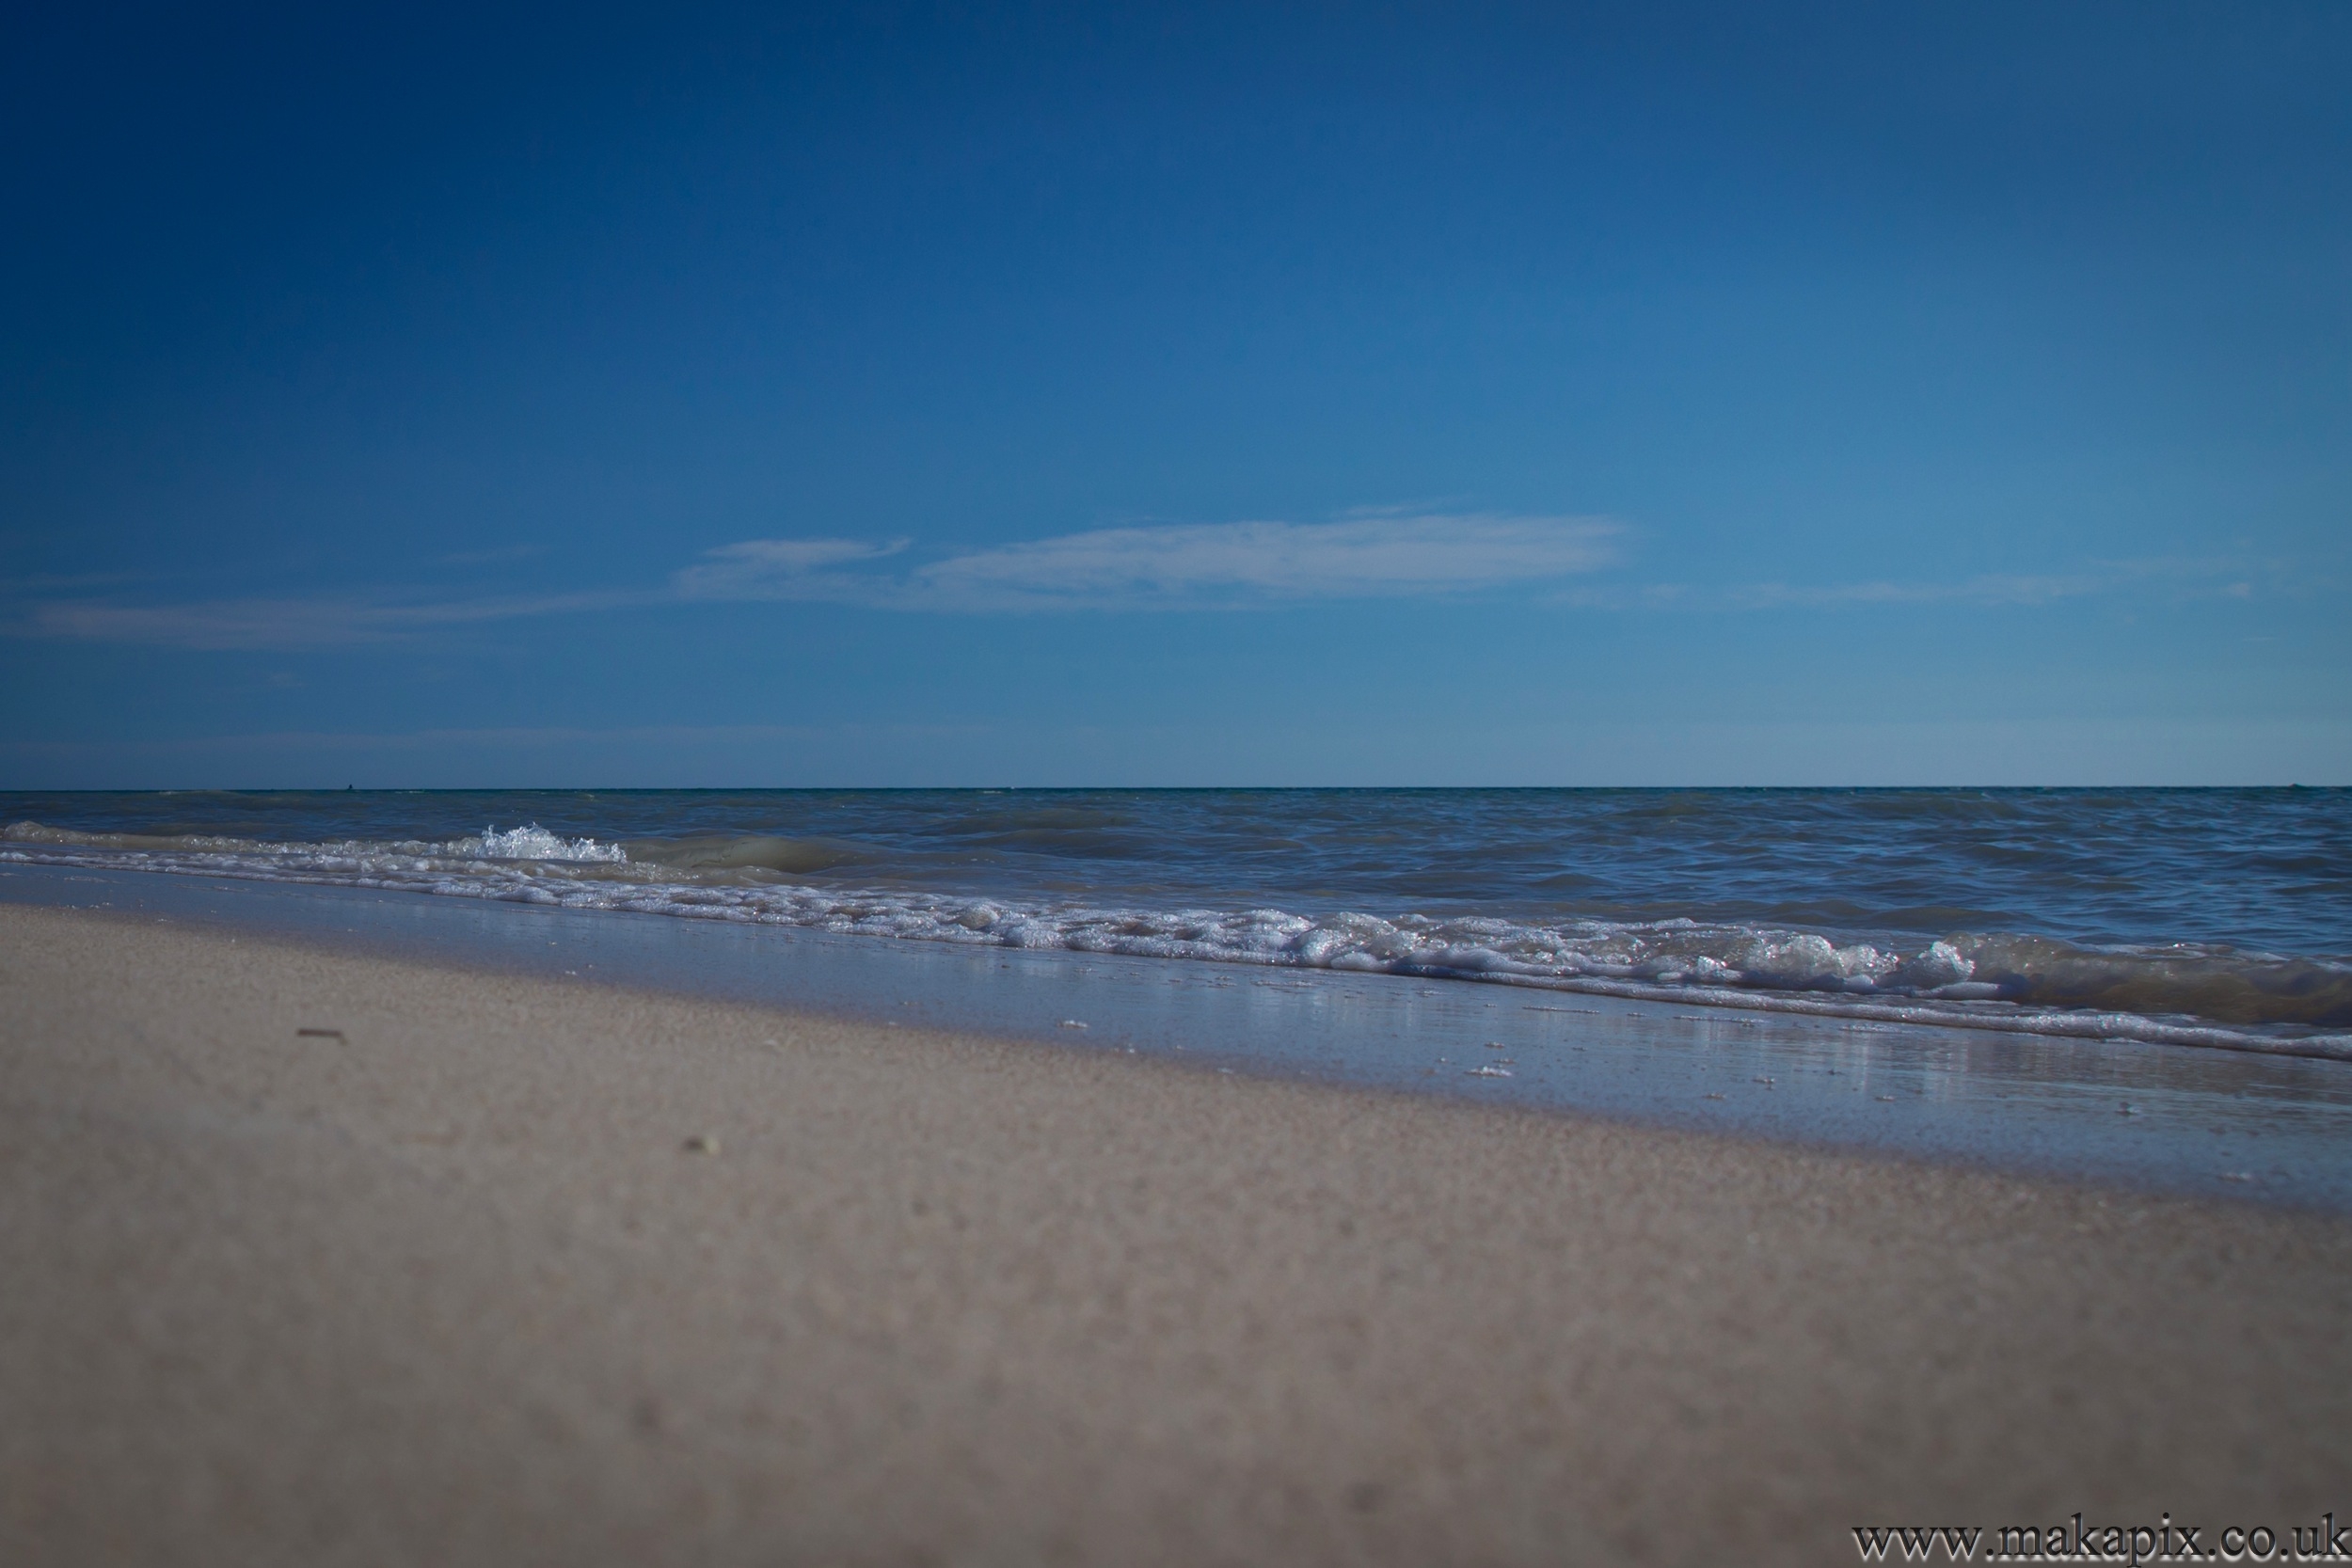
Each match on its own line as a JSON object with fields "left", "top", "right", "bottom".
{"left": 457, "top": 824, "right": 628, "bottom": 862}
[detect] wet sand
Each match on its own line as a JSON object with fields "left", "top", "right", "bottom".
{"left": 4, "top": 902, "right": 2348, "bottom": 1566}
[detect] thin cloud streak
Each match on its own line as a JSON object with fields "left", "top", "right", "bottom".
{"left": 1730, "top": 574, "right": 2099, "bottom": 609}
{"left": 20, "top": 591, "right": 635, "bottom": 651}
{"left": 666, "top": 514, "right": 1622, "bottom": 611}
{"left": 670, "top": 537, "right": 910, "bottom": 598}
{"left": 905, "top": 514, "right": 1621, "bottom": 610}
{"left": 1554, "top": 558, "right": 2295, "bottom": 613}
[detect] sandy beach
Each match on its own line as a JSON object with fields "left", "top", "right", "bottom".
{"left": 4, "top": 901, "right": 2348, "bottom": 1567}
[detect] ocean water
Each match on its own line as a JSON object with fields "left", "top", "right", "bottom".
{"left": 6, "top": 787, "right": 2348, "bottom": 1057}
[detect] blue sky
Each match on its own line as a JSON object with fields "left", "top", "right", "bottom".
{"left": 4, "top": 2, "right": 2346, "bottom": 786}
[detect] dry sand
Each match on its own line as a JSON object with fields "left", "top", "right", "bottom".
{"left": 3, "top": 902, "right": 2348, "bottom": 1567}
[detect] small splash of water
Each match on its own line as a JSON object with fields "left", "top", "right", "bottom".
{"left": 459, "top": 824, "right": 628, "bottom": 863}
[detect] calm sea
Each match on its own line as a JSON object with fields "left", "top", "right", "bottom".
{"left": 6, "top": 787, "right": 2347, "bottom": 1053}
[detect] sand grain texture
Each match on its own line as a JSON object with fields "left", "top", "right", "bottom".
{"left": 3, "top": 904, "right": 2347, "bottom": 1566}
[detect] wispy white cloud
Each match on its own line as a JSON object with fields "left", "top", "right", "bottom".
{"left": 657, "top": 513, "right": 1623, "bottom": 612}
{"left": 1721, "top": 555, "right": 2321, "bottom": 611}
{"left": 903, "top": 513, "right": 1620, "bottom": 610}
{"left": 1550, "top": 555, "right": 2304, "bottom": 614}
{"left": 1729, "top": 574, "right": 2099, "bottom": 610}
{"left": 1552, "top": 582, "right": 1690, "bottom": 610}
{"left": 670, "top": 536, "right": 910, "bottom": 598}
{"left": 18, "top": 591, "right": 631, "bottom": 651}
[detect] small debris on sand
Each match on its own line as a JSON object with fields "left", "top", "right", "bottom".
{"left": 295, "top": 1027, "right": 345, "bottom": 1040}
{"left": 682, "top": 1133, "right": 720, "bottom": 1155}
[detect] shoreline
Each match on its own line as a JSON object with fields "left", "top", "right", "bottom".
{"left": 6, "top": 901, "right": 2351, "bottom": 1565}
{"left": 8, "top": 863, "right": 2352, "bottom": 1210}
